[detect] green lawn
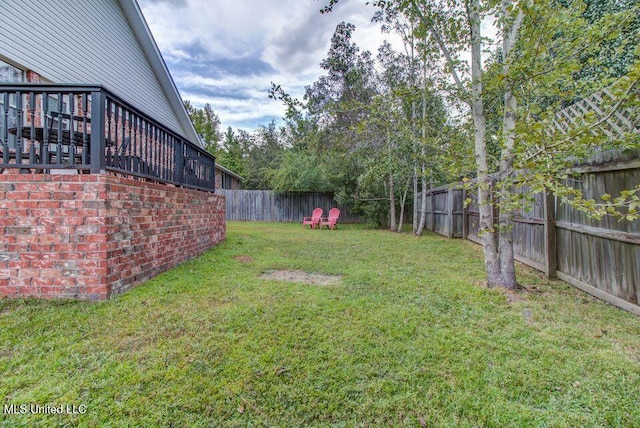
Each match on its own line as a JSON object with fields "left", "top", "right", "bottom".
{"left": 1, "top": 222, "right": 639, "bottom": 427}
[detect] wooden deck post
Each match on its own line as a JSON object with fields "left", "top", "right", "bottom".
{"left": 90, "top": 90, "right": 106, "bottom": 174}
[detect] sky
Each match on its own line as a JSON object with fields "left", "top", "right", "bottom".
{"left": 137, "top": 0, "right": 399, "bottom": 132}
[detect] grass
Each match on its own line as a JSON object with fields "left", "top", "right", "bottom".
{"left": 1, "top": 222, "right": 639, "bottom": 427}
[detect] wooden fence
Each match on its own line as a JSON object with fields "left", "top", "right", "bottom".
{"left": 416, "top": 153, "right": 640, "bottom": 315}
{"left": 416, "top": 82, "right": 639, "bottom": 314}
{"left": 219, "top": 190, "right": 363, "bottom": 223}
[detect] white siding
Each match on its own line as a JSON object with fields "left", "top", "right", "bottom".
{"left": 0, "top": 0, "right": 191, "bottom": 139}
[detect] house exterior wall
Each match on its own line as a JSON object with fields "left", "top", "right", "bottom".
{"left": 0, "top": 173, "right": 225, "bottom": 300}
{"left": 0, "top": 0, "right": 185, "bottom": 137}
{"left": 215, "top": 169, "right": 242, "bottom": 191}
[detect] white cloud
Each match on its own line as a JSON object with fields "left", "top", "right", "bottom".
{"left": 174, "top": 71, "right": 284, "bottom": 127}
{"left": 141, "top": 0, "right": 274, "bottom": 58}
{"left": 139, "top": 0, "right": 401, "bottom": 131}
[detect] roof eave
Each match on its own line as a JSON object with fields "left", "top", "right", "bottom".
{"left": 216, "top": 163, "right": 244, "bottom": 181}
{"left": 116, "top": 0, "right": 203, "bottom": 148}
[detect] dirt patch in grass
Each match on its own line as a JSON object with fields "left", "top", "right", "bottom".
{"left": 0, "top": 300, "right": 17, "bottom": 318}
{"left": 234, "top": 255, "right": 254, "bottom": 263}
{"left": 476, "top": 280, "right": 528, "bottom": 304}
{"left": 491, "top": 287, "right": 536, "bottom": 323}
{"left": 503, "top": 289, "right": 526, "bottom": 304}
{"left": 260, "top": 270, "right": 342, "bottom": 286}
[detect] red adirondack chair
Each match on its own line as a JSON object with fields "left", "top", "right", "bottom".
{"left": 319, "top": 208, "right": 340, "bottom": 230}
{"left": 302, "top": 208, "right": 323, "bottom": 229}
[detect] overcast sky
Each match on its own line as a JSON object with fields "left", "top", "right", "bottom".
{"left": 137, "top": 0, "right": 399, "bottom": 132}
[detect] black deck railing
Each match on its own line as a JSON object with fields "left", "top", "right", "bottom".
{"left": 0, "top": 84, "right": 215, "bottom": 192}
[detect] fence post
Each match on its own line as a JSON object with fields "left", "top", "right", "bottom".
{"left": 429, "top": 188, "right": 435, "bottom": 231}
{"left": 543, "top": 190, "right": 557, "bottom": 278}
{"left": 90, "top": 90, "right": 106, "bottom": 174}
{"left": 447, "top": 185, "right": 454, "bottom": 238}
{"left": 462, "top": 188, "right": 469, "bottom": 240}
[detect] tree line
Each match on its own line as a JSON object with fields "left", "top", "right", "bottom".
{"left": 187, "top": 0, "right": 638, "bottom": 289}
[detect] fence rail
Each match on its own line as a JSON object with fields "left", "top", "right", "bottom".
{"left": 220, "top": 190, "right": 362, "bottom": 223}
{"left": 0, "top": 84, "right": 215, "bottom": 192}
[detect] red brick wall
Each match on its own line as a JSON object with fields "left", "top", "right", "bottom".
{"left": 0, "top": 173, "right": 225, "bottom": 300}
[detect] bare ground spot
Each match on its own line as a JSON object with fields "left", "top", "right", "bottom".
{"left": 489, "top": 286, "right": 536, "bottom": 323}
{"left": 234, "top": 255, "right": 254, "bottom": 263}
{"left": 475, "top": 280, "right": 528, "bottom": 303}
{"left": 260, "top": 270, "right": 342, "bottom": 286}
{"left": 502, "top": 289, "right": 526, "bottom": 304}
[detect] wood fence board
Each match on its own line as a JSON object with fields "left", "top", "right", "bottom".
{"left": 220, "top": 190, "right": 362, "bottom": 223}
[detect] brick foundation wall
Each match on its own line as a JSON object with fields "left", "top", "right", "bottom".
{"left": 0, "top": 173, "right": 225, "bottom": 300}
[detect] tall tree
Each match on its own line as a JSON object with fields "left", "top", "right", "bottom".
{"left": 270, "top": 22, "right": 378, "bottom": 214}
{"left": 184, "top": 101, "right": 222, "bottom": 154}
{"left": 307, "top": 21, "right": 377, "bottom": 151}
{"left": 217, "top": 126, "right": 246, "bottom": 178}
{"left": 364, "top": 41, "right": 423, "bottom": 231}
{"left": 242, "top": 120, "right": 285, "bottom": 190}
{"left": 321, "top": 0, "right": 639, "bottom": 288}
{"left": 270, "top": 13, "right": 455, "bottom": 228}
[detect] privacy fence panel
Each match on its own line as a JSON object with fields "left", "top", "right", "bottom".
{"left": 465, "top": 187, "right": 481, "bottom": 245}
{"left": 554, "top": 162, "right": 640, "bottom": 310}
{"left": 219, "top": 190, "right": 362, "bottom": 223}
{"left": 512, "top": 186, "right": 547, "bottom": 272}
{"left": 417, "top": 185, "right": 465, "bottom": 238}
{"left": 414, "top": 154, "right": 639, "bottom": 315}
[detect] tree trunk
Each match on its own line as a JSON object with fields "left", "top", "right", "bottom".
{"left": 410, "top": 22, "right": 419, "bottom": 235}
{"left": 398, "top": 178, "right": 410, "bottom": 233}
{"left": 388, "top": 127, "right": 397, "bottom": 232}
{"left": 389, "top": 173, "right": 397, "bottom": 231}
{"left": 415, "top": 61, "right": 429, "bottom": 237}
{"left": 495, "top": 1, "right": 525, "bottom": 289}
{"left": 416, "top": 163, "right": 428, "bottom": 236}
{"left": 413, "top": 169, "right": 418, "bottom": 234}
{"left": 468, "top": 0, "right": 502, "bottom": 287}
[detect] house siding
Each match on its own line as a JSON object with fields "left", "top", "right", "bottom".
{"left": 215, "top": 168, "right": 242, "bottom": 191}
{"left": 0, "top": 0, "right": 185, "bottom": 138}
